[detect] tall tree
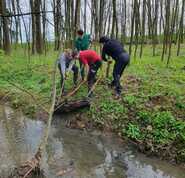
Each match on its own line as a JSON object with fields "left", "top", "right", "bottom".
{"left": 84, "top": 0, "right": 87, "bottom": 33}
{"left": 12, "top": 0, "right": 19, "bottom": 45}
{"left": 111, "top": 0, "right": 118, "bottom": 38}
{"left": 30, "top": 0, "right": 36, "bottom": 54}
{"left": 177, "top": 0, "right": 185, "bottom": 56}
{"left": 0, "top": 0, "right": 11, "bottom": 54}
{"left": 42, "top": 0, "right": 46, "bottom": 51}
{"left": 54, "top": 0, "right": 62, "bottom": 50}
{"left": 140, "top": 0, "right": 146, "bottom": 58}
{"left": 35, "top": 0, "right": 43, "bottom": 54}
{"left": 0, "top": 19, "right": 2, "bottom": 49}
{"left": 99, "top": 0, "right": 105, "bottom": 38}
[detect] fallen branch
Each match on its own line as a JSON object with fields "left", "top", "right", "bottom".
{"left": 86, "top": 76, "right": 102, "bottom": 98}
{"left": 18, "top": 60, "right": 58, "bottom": 178}
{"left": 54, "top": 75, "right": 102, "bottom": 113}
{"left": 7, "top": 81, "right": 49, "bottom": 114}
{"left": 54, "top": 80, "right": 86, "bottom": 112}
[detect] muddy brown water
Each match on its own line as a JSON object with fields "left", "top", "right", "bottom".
{"left": 0, "top": 104, "right": 185, "bottom": 178}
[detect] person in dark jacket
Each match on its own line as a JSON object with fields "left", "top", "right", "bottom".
{"left": 99, "top": 36, "right": 130, "bottom": 97}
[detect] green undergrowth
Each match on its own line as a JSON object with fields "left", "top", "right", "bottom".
{"left": 89, "top": 45, "right": 185, "bottom": 163}
{"left": 0, "top": 44, "right": 185, "bottom": 162}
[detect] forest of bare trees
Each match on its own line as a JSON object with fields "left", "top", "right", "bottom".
{"left": 0, "top": 0, "right": 185, "bottom": 63}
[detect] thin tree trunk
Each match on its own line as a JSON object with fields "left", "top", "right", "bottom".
{"left": 30, "top": 0, "right": 36, "bottom": 54}
{"left": 0, "top": 0, "right": 11, "bottom": 55}
{"left": 12, "top": 0, "right": 19, "bottom": 46}
{"left": 35, "top": 0, "right": 43, "bottom": 54}
{"left": 140, "top": 0, "right": 146, "bottom": 58}
{"left": 177, "top": 0, "right": 185, "bottom": 56}
{"left": 167, "top": 0, "right": 179, "bottom": 64}
{"left": 42, "top": 0, "right": 46, "bottom": 53}
{"left": 74, "top": 0, "right": 81, "bottom": 39}
{"left": 84, "top": 0, "right": 87, "bottom": 33}
{"left": 129, "top": 0, "right": 136, "bottom": 55}
{"left": 111, "top": 0, "right": 117, "bottom": 38}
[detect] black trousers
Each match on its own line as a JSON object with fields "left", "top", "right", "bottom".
{"left": 79, "top": 61, "right": 85, "bottom": 80}
{"left": 87, "top": 61, "right": 102, "bottom": 91}
{"left": 58, "top": 64, "right": 78, "bottom": 89}
{"left": 112, "top": 52, "right": 130, "bottom": 94}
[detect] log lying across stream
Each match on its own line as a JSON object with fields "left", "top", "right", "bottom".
{"left": 54, "top": 99, "right": 91, "bottom": 114}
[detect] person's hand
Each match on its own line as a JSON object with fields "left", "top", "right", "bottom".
{"left": 108, "top": 60, "right": 112, "bottom": 64}
{"left": 65, "top": 73, "right": 68, "bottom": 80}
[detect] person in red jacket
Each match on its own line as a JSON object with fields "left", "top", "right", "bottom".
{"left": 72, "top": 50, "right": 102, "bottom": 96}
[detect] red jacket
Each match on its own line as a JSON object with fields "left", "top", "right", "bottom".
{"left": 79, "top": 50, "right": 101, "bottom": 66}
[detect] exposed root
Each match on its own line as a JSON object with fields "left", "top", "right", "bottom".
{"left": 18, "top": 149, "right": 42, "bottom": 178}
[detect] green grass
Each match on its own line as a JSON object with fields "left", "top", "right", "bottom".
{"left": 0, "top": 44, "right": 185, "bottom": 162}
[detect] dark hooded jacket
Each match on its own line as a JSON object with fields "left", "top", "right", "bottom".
{"left": 100, "top": 37, "right": 125, "bottom": 61}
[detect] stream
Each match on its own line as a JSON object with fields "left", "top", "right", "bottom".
{"left": 0, "top": 104, "right": 184, "bottom": 178}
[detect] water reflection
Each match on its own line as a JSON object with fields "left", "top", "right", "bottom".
{"left": 0, "top": 105, "right": 184, "bottom": 178}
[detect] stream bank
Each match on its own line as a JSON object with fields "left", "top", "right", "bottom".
{"left": 0, "top": 104, "right": 185, "bottom": 178}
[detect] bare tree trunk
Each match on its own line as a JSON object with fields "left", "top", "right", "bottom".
{"left": 121, "top": 0, "right": 127, "bottom": 44}
{"left": 12, "top": 0, "right": 19, "bottom": 46}
{"left": 152, "top": 0, "right": 159, "bottom": 56}
{"left": 91, "top": 0, "right": 99, "bottom": 40}
{"left": 84, "top": 0, "right": 87, "bottom": 33}
{"left": 167, "top": 0, "right": 179, "bottom": 64}
{"left": 107, "top": 2, "right": 112, "bottom": 36}
{"left": 0, "top": 19, "right": 2, "bottom": 49}
{"left": 35, "top": 0, "right": 43, "bottom": 54}
{"left": 140, "top": 0, "right": 146, "bottom": 58}
{"left": 99, "top": 0, "right": 105, "bottom": 38}
{"left": 30, "top": 0, "right": 36, "bottom": 54}
{"left": 16, "top": 0, "right": 23, "bottom": 46}
{"left": 147, "top": 0, "right": 152, "bottom": 39}
{"left": 133, "top": 0, "right": 141, "bottom": 59}
{"left": 159, "top": 0, "right": 164, "bottom": 42}
{"left": 103, "top": 2, "right": 110, "bottom": 35}
{"left": 129, "top": 0, "right": 136, "bottom": 55}
{"left": 54, "top": 0, "right": 62, "bottom": 50}
{"left": 42, "top": 0, "right": 46, "bottom": 53}
{"left": 71, "top": 0, "right": 74, "bottom": 40}
{"left": 0, "top": 0, "right": 11, "bottom": 55}
{"left": 161, "top": 0, "right": 171, "bottom": 61}
{"left": 177, "top": 0, "right": 185, "bottom": 56}
{"left": 74, "top": 0, "right": 81, "bottom": 39}
{"left": 111, "top": 0, "right": 117, "bottom": 38}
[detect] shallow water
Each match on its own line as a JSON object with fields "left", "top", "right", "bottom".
{"left": 0, "top": 104, "right": 185, "bottom": 178}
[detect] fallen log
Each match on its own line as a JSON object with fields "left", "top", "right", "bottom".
{"left": 54, "top": 99, "right": 90, "bottom": 114}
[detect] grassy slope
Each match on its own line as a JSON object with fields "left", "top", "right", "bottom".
{"left": 0, "top": 45, "right": 185, "bottom": 163}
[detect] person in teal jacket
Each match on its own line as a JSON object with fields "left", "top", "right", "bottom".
{"left": 75, "top": 29, "right": 91, "bottom": 80}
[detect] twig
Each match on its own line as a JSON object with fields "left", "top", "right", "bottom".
{"left": 86, "top": 76, "right": 102, "bottom": 98}
{"left": 64, "top": 80, "right": 86, "bottom": 99}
